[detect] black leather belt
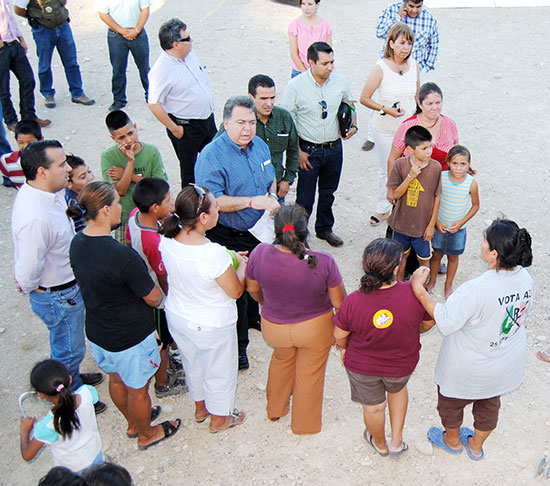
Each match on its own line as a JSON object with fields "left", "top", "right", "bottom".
{"left": 168, "top": 113, "right": 213, "bottom": 126}
{"left": 299, "top": 138, "right": 340, "bottom": 150}
{"left": 38, "top": 279, "right": 77, "bottom": 292}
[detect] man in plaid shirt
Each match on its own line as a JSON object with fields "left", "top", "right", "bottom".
{"left": 376, "top": 0, "right": 439, "bottom": 74}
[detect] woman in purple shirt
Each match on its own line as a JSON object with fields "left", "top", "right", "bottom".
{"left": 246, "top": 205, "right": 345, "bottom": 434}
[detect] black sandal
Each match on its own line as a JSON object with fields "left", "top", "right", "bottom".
{"left": 127, "top": 406, "right": 162, "bottom": 438}
{"left": 138, "top": 418, "right": 181, "bottom": 450}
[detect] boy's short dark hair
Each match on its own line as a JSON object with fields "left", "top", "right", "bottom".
{"left": 132, "top": 177, "right": 170, "bottom": 213}
{"left": 66, "top": 155, "right": 86, "bottom": 181}
{"left": 248, "top": 74, "right": 275, "bottom": 97}
{"left": 105, "top": 110, "right": 132, "bottom": 133}
{"left": 15, "top": 119, "right": 42, "bottom": 141}
{"left": 405, "top": 125, "right": 432, "bottom": 150}
{"left": 21, "top": 140, "right": 63, "bottom": 181}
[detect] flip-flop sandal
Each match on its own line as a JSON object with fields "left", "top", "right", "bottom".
{"left": 210, "top": 409, "right": 247, "bottom": 434}
{"left": 369, "top": 215, "right": 381, "bottom": 227}
{"left": 127, "top": 406, "right": 162, "bottom": 438}
{"left": 138, "top": 418, "right": 181, "bottom": 450}
{"left": 195, "top": 413, "right": 209, "bottom": 424}
{"left": 459, "top": 427, "right": 484, "bottom": 461}
{"left": 389, "top": 441, "right": 409, "bottom": 460}
{"left": 363, "top": 428, "right": 389, "bottom": 457}
{"left": 537, "top": 350, "right": 550, "bottom": 363}
{"left": 427, "top": 426, "right": 463, "bottom": 455}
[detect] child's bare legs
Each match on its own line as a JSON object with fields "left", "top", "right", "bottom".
{"left": 444, "top": 255, "right": 459, "bottom": 297}
{"left": 387, "top": 386, "right": 408, "bottom": 451}
{"left": 427, "top": 252, "right": 443, "bottom": 292}
{"left": 155, "top": 347, "right": 170, "bottom": 387}
{"left": 397, "top": 251, "right": 410, "bottom": 281}
{"left": 362, "top": 402, "right": 389, "bottom": 453}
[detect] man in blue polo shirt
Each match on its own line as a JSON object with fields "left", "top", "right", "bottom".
{"left": 195, "top": 96, "right": 279, "bottom": 370}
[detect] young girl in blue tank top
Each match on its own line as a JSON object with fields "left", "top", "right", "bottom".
{"left": 426, "top": 146, "right": 480, "bottom": 298}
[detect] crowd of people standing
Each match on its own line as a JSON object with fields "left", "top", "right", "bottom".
{"left": 0, "top": 0, "right": 540, "bottom": 483}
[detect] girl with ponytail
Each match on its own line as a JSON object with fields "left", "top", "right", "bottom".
{"left": 334, "top": 238, "right": 434, "bottom": 458}
{"left": 20, "top": 359, "right": 103, "bottom": 474}
{"left": 246, "top": 204, "right": 346, "bottom": 434}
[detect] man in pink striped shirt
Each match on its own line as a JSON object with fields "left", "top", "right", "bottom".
{"left": 0, "top": 0, "right": 50, "bottom": 131}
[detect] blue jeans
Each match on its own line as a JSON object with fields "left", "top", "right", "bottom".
{"left": 29, "top": 284, "right": 86, "bottom": 389}
{"left": 0, "top": 40, "right": 37, "bottom": 125}
{"left": 0, "top": 103, "right": 11, "bottom": 155}
{"left": 31, "top": 21, "right": 84, "bottom": 98}
{"left": 107, "top": 29, "right": 150, "bottom": 104}
{"left": 296, "top": 139, "right": 343, "bottom": 236}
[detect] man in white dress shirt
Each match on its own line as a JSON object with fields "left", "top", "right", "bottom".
{"left": 148, "top": 18, "right": 216, "bottom": 188}
{"left": 11, "top": 140, "right": 105, "bottom": 412}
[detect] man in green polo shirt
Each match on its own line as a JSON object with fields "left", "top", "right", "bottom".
{"left": 217, "top": 75, "right": 298, "bottom": 202}
{"left": 101, "top": 110, "right": 167, "bottom": 243}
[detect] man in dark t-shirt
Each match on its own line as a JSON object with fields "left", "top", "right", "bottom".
{"left": 70, "top": 181, "right": 180, "bottom": 450}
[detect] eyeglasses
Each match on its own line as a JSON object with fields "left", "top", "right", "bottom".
{"left": 319, "top": 100, "right": 327, "bottom": 119}
{"left": 177, "top": 35, "right": 191, "bottom": 43}
{"left": 189, "top": 183, "right": 205, "bottom": 216}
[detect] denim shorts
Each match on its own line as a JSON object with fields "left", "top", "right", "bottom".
{"left": 392, "top": 230, "right": 433, "bottom": 260}
{"left": 90, "top": 332, "right": 160, "bottom": 389}
{"left": 432, "top": 227, "right": 467, "bottom": 256}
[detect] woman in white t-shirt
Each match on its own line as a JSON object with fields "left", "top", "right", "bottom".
{"left": 159, "top": 184, "right": 247, "bottom": 433}
{"left": 411, "top": 219, "right": 534, "bottom": 461}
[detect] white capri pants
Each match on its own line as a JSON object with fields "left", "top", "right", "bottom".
{"left": 371, "top": 129, "right": 396, "bottom": 214}
{"left": 166, "top": 311, "right": 238, "bottom": 416}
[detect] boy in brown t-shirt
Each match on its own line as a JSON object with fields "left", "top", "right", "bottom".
{"left": 387, "top": 126, "right": 441, "bottom": 281}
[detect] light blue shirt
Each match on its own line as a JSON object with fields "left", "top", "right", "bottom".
{"left": 94, "top": 0, "right": 151, "bottom": 28}
{"left": 195, "top": 132, "right": 275, "bottom": 231}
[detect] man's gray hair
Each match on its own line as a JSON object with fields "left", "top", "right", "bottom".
{"left": 223, "top": 96, "right": 256, "bottom": 121}
{"left": 158, "top": 18, "right": 187, "bottom": 51}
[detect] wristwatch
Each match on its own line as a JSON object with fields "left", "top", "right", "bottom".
{"left": 379, "top": 106, "right": 386, "bottom": 115}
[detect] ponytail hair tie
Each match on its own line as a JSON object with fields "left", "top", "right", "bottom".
{"left": 282, "top": 225, "right": 295, "bottom": 233}
{"left": 56, "top": 384, "right": 64, "bottom": 393}
{"left": 172, "top": 212, "right": 180, "bottom": 220}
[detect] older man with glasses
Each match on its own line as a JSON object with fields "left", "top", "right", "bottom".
{"left": 148, "top": 18, "right": 216, "bottom": 188}
{"left": 195, "top": 96, "right": 279, "bottom": 371}
{"left": 281, "top": 42, "right": 357, "bottom": 247}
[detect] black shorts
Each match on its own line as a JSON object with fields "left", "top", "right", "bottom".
{"left": 154, "top": 308, "right": 174, "bottom": 349}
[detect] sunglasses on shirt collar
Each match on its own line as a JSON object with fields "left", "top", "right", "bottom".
{"left": 319, "top": 101, "right": 328, "bottom": 119}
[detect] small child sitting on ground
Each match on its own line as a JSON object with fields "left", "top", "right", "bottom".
{"left": 126, "top": 177, "right": 187, "bottom": 398}
{"left": 387, "top": 126, "right": 442, "bottom": 281}
{"left": 0, "top": 119, "right": 43, "bottom": 188}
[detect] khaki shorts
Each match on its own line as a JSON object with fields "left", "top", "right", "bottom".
{"left": 347, "top": 369, "right": 411, "bottom": 406}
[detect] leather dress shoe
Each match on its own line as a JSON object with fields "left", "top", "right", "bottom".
{"left": 316, "top": 232, "right": 344, "bottom": 247}
{"left": 80, "top": 372, "right": 104, "bottom": 386}
{"left": 36, "top": 118, "right": 52, "bottom": 128}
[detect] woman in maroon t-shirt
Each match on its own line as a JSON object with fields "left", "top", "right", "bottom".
{"left": 246, "top": 205, "right": 346, "bottom": 434}
{"left": 334, "top": 238, "right": 434, "bottom": 458}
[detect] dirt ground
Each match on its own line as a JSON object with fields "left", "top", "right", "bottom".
{"left": 1, "top": 1, "right": 550, "bottom": 485}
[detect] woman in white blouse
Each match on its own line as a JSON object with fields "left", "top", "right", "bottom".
{"left": 159, "top": 184, "right": 247, "bottom": 433}
{"left": 360, "top": 23, "right": 419, "bottom": 227}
